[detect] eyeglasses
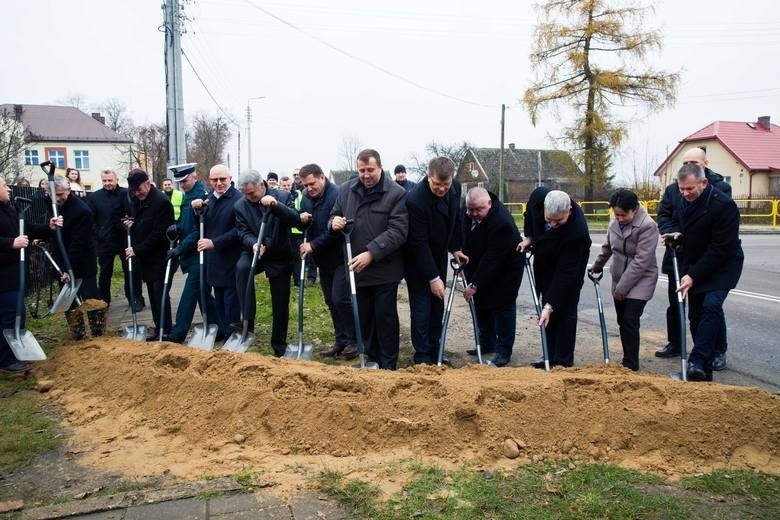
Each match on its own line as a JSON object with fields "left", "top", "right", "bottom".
{"left": 210, "top": 177, "right": 228, "bottom": 182}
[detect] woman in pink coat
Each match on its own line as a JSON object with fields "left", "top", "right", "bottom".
{"left": 590, "top": 189, "right": 659, "bottom": 371}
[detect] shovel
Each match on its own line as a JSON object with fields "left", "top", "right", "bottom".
{"left": 158, "top": 227, "right": 179, "bottom": 341}
{"left": 458, "top": 263, "right": 494, "bottom": 367}
{"left": 223, "top": 212, "right": 268, "bottom": 352}
{"left": 342, "top": 221, "right": 378, "bottom": 370}
{"left": 187, "top": 210, "right": 218, "bottom": 350}
{"left": 35, "top": 244, "right": 82, "bottom": 309}
{"left": 122, "top": 227, "right": 148, "bottom": 341}
{"left": 3, "top": 199, "right": 47, "bottom": 361}
{"left": 39, "top": 161, "right": 81, "bottom": 314}
{"left": 523, "top": 252, "right": 550, "bottom": 372}
{"left": 587, "top": 267, "right": 611, "bottom": 364}
{"left": 284, "top": 230, "right": 313, "bottom": 360}
{"left": 668, "top": 246, "right": 689, "bottom": 382}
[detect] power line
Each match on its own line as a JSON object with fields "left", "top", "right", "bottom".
{"left": 181, "top": 48, "right": 240, "bottom": 126}
{"left": 240, "top": 0, "right": 496, "bottom": 109}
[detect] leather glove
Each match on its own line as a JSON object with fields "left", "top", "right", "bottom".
{"left": 166, "top": 224, "right": 180, "bottom": 242}
{"left": 166, "top": 247, "right": 181, "bottom": 261}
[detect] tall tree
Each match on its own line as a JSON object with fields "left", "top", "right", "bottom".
{"left": 339, "top": 135, "right": 363, "bottom": 172}
{"left": 187, "top": 113, "right": 231, "bottom": 177}
{"left": 409, "top": 141, "right": 473, "bottom": 178}
{"left": 0, "top": 108, "right": 27, "bottom": 180}
{"left": 130, "top": 124, "right": 168, "bottom": 186}
{"left": 523, "top": 0, "right": 679, "bottom": 200}
{"left": 99, "top": 98, "right": 135, "bottom": 138}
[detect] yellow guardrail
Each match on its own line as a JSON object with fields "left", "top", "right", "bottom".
{"left": 505, "top": 199, "right": 779, "bottom": 228}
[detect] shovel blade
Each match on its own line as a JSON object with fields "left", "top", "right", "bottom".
{"left": 283, "top": 343, "right": 313, "bottom": 360}
{"left": 122, "top": 324, "right": 148, "bottom": 341}
{"left": 187, "top": 324, "right": 219, "bottom": 351}
{"left": 222, "top": 331, "right": 253, "bottom": 353}
{"left": 3, "top": 329, "right": 47, "bottom": 361}
{"left": 48, "top": 279, "right": 83, "bottom": 314}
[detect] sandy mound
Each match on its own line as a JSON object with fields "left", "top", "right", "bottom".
{"left": 35, "top": 338, "right": 780, "bottom": 489}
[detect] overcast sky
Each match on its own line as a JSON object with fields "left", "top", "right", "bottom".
{"left": 2, "top": 0, "right": 778, "bottom": 185}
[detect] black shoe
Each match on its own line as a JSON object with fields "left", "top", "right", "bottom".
{"left": 229, "top": 322, "right": 253, "bottom": 333}
{"left": 340, "top": 344, "right": 359, "bottom": 360}
{"left": 711, "top": 352, "right": 727, "bottom": 371}
{"left": 319, "top": 345, "right": 343, "bottom": 357}
{"left": 467, "top": 347, "right": 494, "bottom": 356}
{"left": 162, "top": 334, "right": 184, "bottom": 344}
{"left": 655, "top": 343, "right": 680, "bottom": 358}
{"left": 0, "top": 361, "right": 31, "bottom": 374}
{"left": 687, "top": 362, "right": 713, "bottom": 382}
{"left": 531, "top": 359, "right": 547, "bottom": 369}
{"left": 492, "top": 355, "right": 510, "bottom": 367}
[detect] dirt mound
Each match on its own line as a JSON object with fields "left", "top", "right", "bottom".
{"left": 35, "top": 339, "right": 780, "bottom": 487}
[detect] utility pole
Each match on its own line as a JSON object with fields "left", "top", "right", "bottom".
{"left": 537, "top": 150, "right": 543, "bottom": 187}
{"left": 498, "top": 103, "right": 506, "bottom": 202}
{"left": 164, "top": 0, "right": 186, "bottom": 168}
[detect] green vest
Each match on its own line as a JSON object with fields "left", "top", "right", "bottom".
{"left": 170, "top": 189, "right": 184, "bottom": 221}
{"left": 290, "top": 189, "right": 303, "bottom": 235}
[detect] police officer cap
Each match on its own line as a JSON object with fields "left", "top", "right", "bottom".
{"left": 169, "top": 162, "right": 198, "bottom": 182}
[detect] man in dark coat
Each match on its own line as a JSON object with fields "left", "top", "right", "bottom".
{"left": 519, "top": 188, "right": 591, "bottom": 368}
{"left": 163, "top": 164, "right": 219, "bottom": 343}
{"left": 234, "top": 169, "right": 308, "bottom": 356}
{"left": 394, "top": 164, "right": 416, "bottom": 192}
{"left": 461, "top": 187, "right": 522, "bottom": 367}
{"left": 193, "top": 164, "right": 242, "bottom": 338}
{"left": 405, "top": 157, "right": 465, "bottom": 364}
{"left": 664, "top": 163, "right": 743, "bottom": 381}
{"left": 87, "top": 168, "right": 142, "bottom": 309}
{"left": 123, "top": 169, "right": 175, "bottom": 339}
{"left": 297, "top": 164, "right": 356, "bottom": 358}
{"left": 330, "top": 149, "right": 408, "bottom": 370}
{"left": 0, "top": 177, "right": 50, "bottom": 373}
{"left": 656, "top": 146, "right": 732, "bottom": 369}
{"left": 48, "top": 176, "right": 103, "bottom": 339}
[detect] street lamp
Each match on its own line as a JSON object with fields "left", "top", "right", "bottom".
{"left": 246, "top": 96, "right": 266, "bottom": 170}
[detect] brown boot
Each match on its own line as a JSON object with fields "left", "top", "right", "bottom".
{"left": 65, "top": 309, "right": 86, "bottom": 341}
{"left": 340, "top": 344, "right": 358, "bottom": 360}
{"left": 318, "top": 345, "right": 343, "bottom": 357}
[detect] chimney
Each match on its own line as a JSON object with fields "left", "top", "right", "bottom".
{"left": 508, "top": 143, "right": 516, "bottom": 151}
{"left": 91, "top": 112, "right": 106, "bottom": 125}
{"left": 13, "top": 104, "right": 23, "bottom": 121}
{"left": 757, "top": 115, "right": 771, "bottom": 130}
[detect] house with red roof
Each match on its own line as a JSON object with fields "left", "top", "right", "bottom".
{"left": 0, "top": 104, "right": 136, "bottom": 190}
{"left": 654, "top": 116, "right": 779, "bottom": 199}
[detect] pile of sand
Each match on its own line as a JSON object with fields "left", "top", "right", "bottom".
{"left": 35, "top": 339, "right": 779, "bottom": 489}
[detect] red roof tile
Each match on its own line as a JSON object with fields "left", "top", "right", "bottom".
{"left": 681, "top": 118, "right": 780, "bottom": 172}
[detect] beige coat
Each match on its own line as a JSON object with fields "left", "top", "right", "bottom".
{"left": 592, "top": 205, "right": 659, "bottom": 301}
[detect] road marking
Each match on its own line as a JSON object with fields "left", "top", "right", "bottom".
{"left": 656, "top": 276, "right": 780, "bottom": 303}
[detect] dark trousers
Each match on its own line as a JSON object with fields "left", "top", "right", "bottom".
{"left": 319, "top": 264, "right": 355, "bottom": 349}
{"left": 407, "top": 282, "right": 444, "bottom": 364}
{"left": 544, "top": 301, "right": 578, "bottom": 367}
{"left": 356, "top": 282, "right": 400, "bottom": 370}
{"left": 665, "top": 278, "right": 684, "bottom": 348}
{"left": 614, "top": 298, "right": 648, "bottom": 371}
{"left": 688, "top": 289, "right": 729, "bottom": 371}
{"left": 0, "top": 290, "right": 23, "bottom": 367}
{"left": 146, "top": 278, "right": 171, "bottom": 336}
{"left": 213, "top": 284, "right": 241, "bottom": 335}
{"left": 169, "top": 262, "right": 220, "bottom": 340}
{"left": 98, "top": 252, "right": 142, "bottom": 305}
{"left": 291, "top": 235, "right": 317, "bottom": 286}
{"left": 236, "top": 252, "right": 291, "bottom": 355}
{"left": 475, "top": 302, "right": 516, "bottom": 359}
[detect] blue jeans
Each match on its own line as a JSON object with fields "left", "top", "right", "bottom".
{"left": 688, "top": 289, "right": 729, "bottom": 370}
{"left": 475, "top": 302, "right": 516, "bottom": 359}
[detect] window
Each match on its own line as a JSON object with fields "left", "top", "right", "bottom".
{"left": 45, "top": 147, "right": 67, "bottom": 168}
{"left": 24, "top": 149, "right": 39, "bottom": 165}
{"left": 74, "top": 150, "right": 90, "bottom": 170}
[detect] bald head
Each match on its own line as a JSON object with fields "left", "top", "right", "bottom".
{"left": 466, "top": 187, "right": 492, "bottom": 222}
{"left": 681, "top": 147, "right": 708, "bottom": 168}
{"left": 209, "top": 164, "right": 232, "bottom": 195}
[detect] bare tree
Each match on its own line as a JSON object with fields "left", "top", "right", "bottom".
{"left": 99, "top": 98, "right": 135, "bottom": 137}
{"left": 0, "top": 108, "right": 27, "bottom": 181}
{"left": 129, "top": 124, "right": 168, "bottom": 186}
{"left": 187, "top": 113, "right": 232, "bottom": 177}
{"left": 408, "top": 141, "right": 474, "bottom": 179}
{"left": 339, "top": 135, "right": 362, "bottom": 172}
{"left": 57, "top": 93, "right": 89, "bottom": 110}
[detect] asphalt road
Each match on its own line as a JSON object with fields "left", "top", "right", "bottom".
{"left": 586, "top": 233, "right": 779, "bottom": 392}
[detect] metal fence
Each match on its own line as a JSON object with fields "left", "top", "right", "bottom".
{"left": 506, "top": 198, "right": 780, "bottom": 228}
